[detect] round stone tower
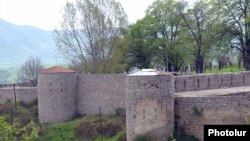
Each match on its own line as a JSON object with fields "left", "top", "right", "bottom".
{"left": 38, "top": 66, "right": 77, "bottom": 123}
{"left": 126, "top": 69, "right": 175, "bottom": 141}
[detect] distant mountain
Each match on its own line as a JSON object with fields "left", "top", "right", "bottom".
{"left": 0, "top": 19, "right": 64, "bottom": 68}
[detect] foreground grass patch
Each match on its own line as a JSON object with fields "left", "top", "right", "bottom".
{"left": 38, "top": 113, "right": 126, "bottom": 141}
{"left": 37, "top": 119, "right": 81, "bottom": 141}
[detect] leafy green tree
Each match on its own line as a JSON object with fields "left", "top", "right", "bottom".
{"left": 126, "top": 19, "right": 155, "bottom": 70}
{"left": 181, "top": 1, "right": 224, "bottom": 73}
{"left": 211, "top": 0, "right": 250, "bottom": 70}
{"left": 145, "top": 0, "right": 190, "bottom": 72}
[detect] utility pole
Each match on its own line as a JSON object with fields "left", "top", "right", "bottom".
{"left": 13, "top": 84, "right": 17, "bottom": 108}
{"left": 99, "top": 107, "right": 103, "bottom": 141}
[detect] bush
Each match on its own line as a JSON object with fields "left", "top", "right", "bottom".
{"left": 19, "top": 99, "right": 38, "bottom": 109}
{"left": 19, "top": 101, "right": 28, "bottom": 108}
{"left": 30, "top": 106, "right": 38, "bottom": 118}
{"left": 117, "top": 131, "right": 126, "bottom": 141}
{"left": 115, "top": 108, "right": 126, "bottom": 117}
{"left": 0, "top": 116, "right": 39, "bottom": 141}
{"left": 76, "top": 120, "right": 98, "bottom": 140}
{"left": 27, "top": 99, "right": 38, "bottom": 109}
{"left": 246, "top": 117, "right": 250, "bottom": 124}
{"left": 96, "top": 120, "right": 123, "bottom": 137}
{"left": 0, "top": 104, "right": 12, "bottom": 114}
{"left": 133, "top": 134, "right": 151, "bottom": 141}
{"left": 76, "top": 115, "right": 125, "bottom": 140}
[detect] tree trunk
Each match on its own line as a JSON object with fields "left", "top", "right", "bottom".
{"left": 245, "top": 39, "right": 250, "bottom": 70}
{"left": 209, "top": 62, "right": 212, "bottom": 71}
{"left": 195, "top": 55, "right": 204, "bottom": 73}
{"left": 238, "top": 60, "right": 242, "bottom": 69}
{"left": 245, "top": 52, "right": 250, "bottom": 70}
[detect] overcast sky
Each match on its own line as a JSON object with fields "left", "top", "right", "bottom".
{"left": 0, "top": 0, "right": 194, "bottom": 30}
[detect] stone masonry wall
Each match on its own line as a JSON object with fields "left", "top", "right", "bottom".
{"left": 77, "top": 74, "right": 126, "bottom": 115}
{"left": 38, "top": 73, "right": 77, "bottom": 123}
{"left": 0, "top": 87, "right": 37, "bottom": 104}
{"left": 175, "top": 94, "right": 250, "bottom": 141}
{"left": 174, "top": 71, "right": 250, "bottom": 92}
{"left": 126, "top": 75, "right": 174, "bottom": 141}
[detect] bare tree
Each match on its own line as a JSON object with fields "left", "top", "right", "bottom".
{"left": 17, "top": 57, "right": 44, "bottom": 87}
{"left": 54, "top": 0, "right": 128, "bottom": 73}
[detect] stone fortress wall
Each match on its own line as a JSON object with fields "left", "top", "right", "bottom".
{"left": 2, "top": 67, "right": 250, "bottom": 141}
{"left": 38, "top": 73, "right": 78, "bottom": 123}
{"left": 0, "top": 87, "right": 37, "bottom": 104}
{"left": 174, "top": 71, "right": 250, "bottom": 92}
{"left": 77, "top": 74, "right": 126, "bottom": 115}
{"left": 175, "top": 94, "right": 250, "bottom": 140}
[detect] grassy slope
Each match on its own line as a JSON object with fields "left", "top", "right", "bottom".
{"left": 37, "top": 119, "right": 81, "bottom": 141}
{"left": 37, "top": 115, "right": 126, "bottom": 141}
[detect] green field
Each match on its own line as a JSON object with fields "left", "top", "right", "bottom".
{"left": 204, "top": 65, "right": 245, "bottom": 74}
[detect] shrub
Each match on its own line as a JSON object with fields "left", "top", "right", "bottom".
{"left": 30, "top": 106, "right": 38, "bottom": 117}
{"left": 133, "top": 134, "right": 151, "bottom": 141}
{"left": 117, "top": 131, "right": 126, "bottom": 141}
{"left": 76, "top": 115, "right": 125, "bottom": 140}
{"left": 19, "top": 101, "right": 28, "bottom": 108}
{"left": 0, "top": 116, "right": 39, "bottom": 141}
{"left": 246, "top": 117, "right": 250, "bottom": 124}
{"left": 0, "top": 104, "right": 12, "bottom": 114}
{"left": 115, "top": 108, "right": 126, "bottom": 117}
{"left": 76, "top": 121, "right": 98, "bottom": 140}
{"left": 27, "top": 99, "right": 38, "bottom": 109}
{"left": 96, "top": 121, "right": 123, "bottom": 137}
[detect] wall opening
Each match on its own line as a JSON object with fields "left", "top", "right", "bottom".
{"left": 231, "top": 75, "right": 233, "bottom": 86}
{"left": 197, "top": 79, "right": 200, "bottom": 88}
{"left": 155, "top": 109, "right": 157, "bottom": 120}
{"left": 243, "top": 75, "right": 245, "bottom": 84}
{"left": 143, "top": 109, "right": 145, "bottom": 120}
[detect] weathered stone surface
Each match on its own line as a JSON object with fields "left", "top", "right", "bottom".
{"left": 77, "top": 74, "right": 126, "bottom": 115}
{"left": 0, "top": 87, "right": 37, "bottom": 104}
{"left": 38, "top": 73, "right": 78, "bottom": 123}
{"left": 126, "top": 74, "right": 174, "bottom": 141}
{"left": 175, "top": 95, "right": 250, "bottom": 141}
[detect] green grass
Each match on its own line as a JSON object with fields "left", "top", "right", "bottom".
{"left": 37, "top": 114, "right": 126, "bottom": 141}
{"left": 205, "top": 65, "right": 245, "bottom": 74}
{"left": 94, "top": 131, "right": 125, "bottom": 141}
{"left": 37, "top": 119, "right": 81, "bottom": 141}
